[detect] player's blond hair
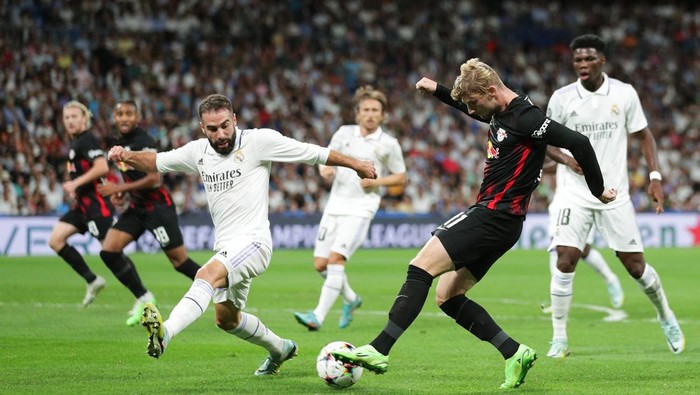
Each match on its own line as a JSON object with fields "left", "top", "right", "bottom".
{"left": 353, "top": 85, "right": 387, "bottom": 113}
{"left": 63, "top": 100, "right": 93, "bottom": 129}
{"left": 450, "top": 58, "right": 505, "bottom": 102}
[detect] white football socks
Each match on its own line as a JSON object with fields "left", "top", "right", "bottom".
{"left": 163, "top": 278, "right": 213, "bottom": 344}
{"left": 313, "top": 264, "right": 344, "bottom": 323}
{"left": 228, "top": 312, "right": 285, "bottom": 356}
{"left": 636, "top": 263, "right": 673, "bottom": 321}
{"left": 550, "top": 267, "right": 575, "bottom": 340}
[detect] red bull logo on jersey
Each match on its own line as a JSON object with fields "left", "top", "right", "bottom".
{"left": 496, "top": 128, "right": 507, "bottom": 142}
{"left": 487, "top": 141, "right": 499, "bottom": 159}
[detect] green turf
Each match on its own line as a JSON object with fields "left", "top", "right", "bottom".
{"left": 1, "top": 248, "right": 698, "bottom": 394}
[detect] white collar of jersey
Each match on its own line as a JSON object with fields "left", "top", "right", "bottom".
{"left": 354, "top": 125, "right": 383, "bottom": 140}
{"left": 576, "top": 72, "right": 610, "bottom": 97}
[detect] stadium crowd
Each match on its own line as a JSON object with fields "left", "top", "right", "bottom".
{"left": 0, "top": 0, "right": 698, "bottom": 217}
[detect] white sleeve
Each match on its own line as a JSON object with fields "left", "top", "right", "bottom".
{"left": 327, "top": 128, "right": 345, "bottom": 151}
{"left": 256, "top": 128, "right": 330, "bottom": 164}
{"left": 546, "top": 90, "right": 565, "bottom": 123}
{"left": 386, "top": 139, "right": 407, "bottom": 174}
{"left": 625, "top": 86, "right": 649, "bottom": 134}
{"left": 156, "top": 141, "right": 200, "bottom": 173}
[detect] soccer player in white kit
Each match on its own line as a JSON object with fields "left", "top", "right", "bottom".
{"left": 545, "top": 147, "right": 624, "bottom": 309}
{"left": 546, "top": 34, "right": 684, "bottom": 358}
{"left": 293, "top": 86, "right": 407, "bottom": 330}
{"left": 108, "top": 94, "right": 376, "bottom": 375}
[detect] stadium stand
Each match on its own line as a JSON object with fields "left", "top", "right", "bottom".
{"left": 0, "top": 1, "right": 697, "bottom": 216}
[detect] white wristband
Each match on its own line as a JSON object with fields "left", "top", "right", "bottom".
{"left": 649, "top": 171, "right": 662, "bottom": 181}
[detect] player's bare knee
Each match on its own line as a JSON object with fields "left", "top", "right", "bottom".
{"left": 215, "top": 317, "right": 238, "bottom": 331}
{"left": 165, "top": 246, "right": 187, "bottom": 267}
{"left": 435, "top": 294, "right": 448, "bottom": 307}
{"left": 327, "top": 252, "right": 347, "bottom": 266}
{"left": 48, "top": 238, "right": 64, "bottom": 252}
{"left": 617, "top": 252, "right": 645, "bottom": 278}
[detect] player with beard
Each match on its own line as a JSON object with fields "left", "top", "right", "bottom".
{"left": 332, "top": 58, "right": 616, "bottom": 389}
{"left": 545, "top": 34, "right": 684, "bottom": 357}
{"left": 48, "top": 100, "right": 145, "bottom": 309}
{"left": 97, "top": 100, "right": 201, "bottom": 326}
{"left": 107, "top": 94, "right": 377, "bottom": 376}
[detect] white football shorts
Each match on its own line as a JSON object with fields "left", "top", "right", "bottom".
{"left": 207, "top": 237, "right": 272, "bottom": 308}
{"left": 313, "top": 213, "right": 371, "bottom": 260}
{"left": 551, "top": 199, "right": 643, "bottom": 253}
{"left": 548, "top": 195, "right": 594, "bottom": 251}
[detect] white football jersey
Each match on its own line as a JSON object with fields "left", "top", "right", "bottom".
{"left": 547, "top": 73, "right": 647, "bottom": 209}
{"left": 156, "top": 127, "right": 330, "bottom": 251}
{"left": 323, "top": 125, "right": 406, "bottom": 218}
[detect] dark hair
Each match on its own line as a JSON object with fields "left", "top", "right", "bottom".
{"left": 570, "top": 34, "right": 607, "bottom": 55}
{"left": 114, "top": 99, "right": 140, "bottom": 116}
{"left": 198, "top": 94, "right": 233, "bottom": 120}
{"left": 115, "top": 100, "right": 139, "bottom": 112}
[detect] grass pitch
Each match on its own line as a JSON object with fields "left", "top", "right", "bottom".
{"left": 1, "top": 248, "right": 698, "bottom": 394}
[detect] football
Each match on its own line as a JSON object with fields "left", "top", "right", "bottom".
{"left": 316, "top": 341, "right": 363, "bottom": 389}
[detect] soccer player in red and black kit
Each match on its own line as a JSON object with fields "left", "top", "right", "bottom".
{"left": 97, "top": 100, "right": 201, "bottom": 326}
{"left": 332, "top": 58, "right": 617, "bottom": 389}
{"left": 48, "top": 100, "right": 148, "bottom": 308}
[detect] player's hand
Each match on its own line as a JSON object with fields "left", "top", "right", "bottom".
{"left": 97, "top": 182, "right": 119, "bottom": 197}
{"left": 597, "top": 188, "right": 617, "bottom": 204}
{"left": 110, "top": 192, "right": 128, "bottom": 207}
{"left": 108, "top": 146, "right": 127, "bottom": 161}
{"left": 319, "top": 165, "right": 336, "bottom": 182}
{"left": 648, "top": 180, "right": 664, "bottom": 214}
{"left": 355, "top": 160, "right": 377, "bottom": 180}
{"left": 415, "top": 77, "right": 437, "bottom": 95}
{"left": 62, "top": 180, "right": 77, "bottom": 195}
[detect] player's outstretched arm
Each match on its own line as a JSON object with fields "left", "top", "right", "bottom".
{"left": 108, "top": 146, "right": 158, "bottom": 173}
{"left": 325, "top": 150, "right": 377, "bottom": 180}
{"left": 415, "top": 77, "right": 437, "bottom": 95}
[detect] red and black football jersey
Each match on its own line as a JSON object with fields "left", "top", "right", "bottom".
{"left": 112, "top": 127, "right": 173, "bottom": 211}
{"left": 67, "top": 130, "right": 114, "bottom": 218}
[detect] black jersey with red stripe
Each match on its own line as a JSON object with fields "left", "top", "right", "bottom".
{"left": 67, "top": 130, "right": 114, "bottom": 218}
{"left": 434, "top": 84, "right": 603, "bottom": 217}
{"left": 112, "top": 127, "right": 173, "bottom": 210}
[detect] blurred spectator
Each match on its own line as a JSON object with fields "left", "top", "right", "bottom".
{"left": 0, "top": 1, "right": 698, "bottom": 217}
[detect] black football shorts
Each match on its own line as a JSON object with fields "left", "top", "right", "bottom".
{"left": 432, "top": 205, "right": 524, "bottom": 280}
